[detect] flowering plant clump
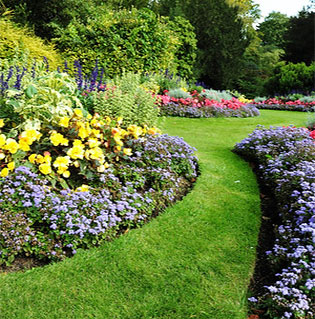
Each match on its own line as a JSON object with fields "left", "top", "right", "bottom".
{"left": 252, "top": 98, "right": 315, "bottom": 112}
{"left": 0, "top": 127, "right": 198, "bottom": 266}
{"left": 234, "top": 126, "right": 315, "bottom": 319}
{"left": 0, "top": 109, "right": 161, "bottom": 189}
{"left": 156, "top": 91, "right": 260, "bottom": 118}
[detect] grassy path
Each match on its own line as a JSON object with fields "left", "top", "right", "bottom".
{"left": 0, "top": 111, "right": 309, "bottom": 319}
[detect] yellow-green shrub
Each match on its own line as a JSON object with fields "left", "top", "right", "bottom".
{"left": 0, "top": 18, "right": 62, "bottom": 69}
{"left": 54, "top": 8, "right": 195, "bottom": 79}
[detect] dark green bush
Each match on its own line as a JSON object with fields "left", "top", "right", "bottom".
{"left": 265, "top": 62, "right": 315, "bottom": 95}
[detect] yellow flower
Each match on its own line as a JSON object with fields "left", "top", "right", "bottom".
{"left": 88, "top": 138, "right": 101, "bottom": 148}
{"left": 76, "top": 184, "right": 89, "bottom": 192}
{"left": 59, "top": 117, "right": 70, "bottom": 128}
{"left": 19, "top": 140, "right": 31, "bottom": 152}
{"left": 62, "top": 170, "right": 70, "bottom": 178}
{"left": 53, "top": 156, "right": 70, "bottom": 169}
{"left": 74, "top": 109, "right": 83, "bottom": 118}
{"left": 50, "top": 131, "right": 69, "bottom": 146}
{"left": 67, "top": 144, "right": 85, "bottom": 160}
{"left": 111, "top": 127, "right": 121, "bottom": 136}
{"left": 97, "top": 162, "right": 110, "bottom": 171}
{"left": 114, "top": 136, "right": 123, "bottom": 146}
{"left": 43, "top": 154, "right": 52, "bottom": 164}
{"left": 0, "top": 134, "right": 6, "bottom": 147}
{"left": 0, "top": 167, "right": 9, "bottom": 177}
{"left": 88, "top": 147, "right": 104, "bottom": 161}
{"left": 123, "top": 148, "right": 132, "bottom": 156}
{"left": 91, "top": 129, "right": 102, "bottom": 138}
{"left": 20, "top": 129, "right": 42, "bottom": 145}
{"left": 0, "top": 119, "right": 4, "bottom": 128}
{"left": 28, "top": 154, "right": 37, "bottom": 164}
{"left": 97, "top": 165, "right": 106, "bottom": 173}
{"left": 148, "top": 127, "right": 160, "bottom": 135}
{"left": 105, "top": 117, "right": 111, "bottom": 125}
{"left": 73, "top": 160, "right": 80, "bottom": 168}
{"left": 127, "top": 125, "right": 143, "bottom": 139}
{"left": 0, "top": 152, "right": 5, "bottom": 160}
{"left": 117, "top": 117, "right": 123, "bottom": 125}
{"left": 4, "top": 138, "right": 19, "bottom": 154}
{"left": 7, "top": 161, "right": 15, "bottom": 171}
{"left": 36, "top": 155, "right": 45, "bottom": 164}
{"left": 39, "top": 163, "right": 52, "bottom": 175}
{"left": 78, "top": 126, "right": 90, "bottom": 140}
{"left": 73, "top": 139, "right": 83, "bottom": 146}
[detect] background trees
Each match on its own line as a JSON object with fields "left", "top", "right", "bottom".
{"left": 1, "top": 0, "right": 313, "bottom": 96}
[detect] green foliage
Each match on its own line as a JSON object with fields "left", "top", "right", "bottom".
{"left": 265, "top": 62, "right": 315, "bottom": 96}
{"left": 0, "top": 18, "right": 62, "bottom": 69}
{"left": 200, "top": 89, "right": 233, "bottom": 102}
{"left": 188, "top": 84, "right": 204, "bottom": 93}
{"left": 168, "top": 88, "right": 191, "bottom": 99}
{"left": 166, "top": 16, "right": 197, "bottom": 80}
{"left": 3, "top": 71, "right": 82, "bottom": 131}
{"left": 284, "top": 9, "right": 315, "bottom": 65}
{"left": 91, "top": 72, "right": 159, "bottom": 127}
{"left": 236, "top": 37, "right": 284, "bottom": 98}
{"left": 1, "top": 0, "right": 100, "bottom": 40}
{"left": 140, "top": 71, "right": 188, "bottom": 93}
{"left": 54, "top": 8, "right": 195, "bottom": 80}
{"left": 151, "top": 0, "right": 250, "bottom": 89}
{"left": 258, "top": 12, "right": 289, "bottom": 49}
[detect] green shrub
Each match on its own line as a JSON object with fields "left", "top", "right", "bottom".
{"left": 0, "top": 18, "right": 62, "bottom": 69}
{"left": 299, "top": 95, "right": 315, "bottom": 103}
{"left": 168, "top": 88, "right": 191, "bottom": 99}
{"left": 140, "top": 71, "right": 188, "bottom": 94}
{"left": 200, "top": 89, "right": 233, "bottom": 101}
{"left": 91, "top": 72, "right": 159, "bottom": 127}
{"left": 54, "top": 8, "right": 178, "bottom": 78}
{"left": 53, "top": 8, "right": 197, "bottom": 80}
{"left": 265, "top": 62, "right": 315, "bottom": 95}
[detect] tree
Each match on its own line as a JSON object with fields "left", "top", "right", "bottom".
{"left": 1, "top": 0, "right": 101, "bottom": 39}
{"left": 284, "top": 8, "right": 315, "bottom": 64}
{"left": 258, "top": 12, "right": 289, "bottom": 49}
{"left": 148, "top": 0, "right": 250, "bottom": 88}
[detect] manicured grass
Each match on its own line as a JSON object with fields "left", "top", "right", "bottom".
{"left": 0, "top": 110, "right": 309, "bottom": 319}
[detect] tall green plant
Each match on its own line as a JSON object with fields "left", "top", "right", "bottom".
{"left": 92, "top": 73, "right": 159, "bottom": 127}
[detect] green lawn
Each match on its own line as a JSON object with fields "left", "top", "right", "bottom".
{"left": 0, "top": 110, "right": 309, "bottom": 319}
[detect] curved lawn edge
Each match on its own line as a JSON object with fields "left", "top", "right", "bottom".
{"left": 0, "top": 110, "right": 309, "bottom": 319}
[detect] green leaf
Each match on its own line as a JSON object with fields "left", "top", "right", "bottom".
{"left": 25, "top": 85, "right": 38, "bottom": 99}
{"left": 59, "top": 178, "right": 69, "bottom": 190}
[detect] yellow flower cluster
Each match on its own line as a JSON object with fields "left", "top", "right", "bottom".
{"left": 238, "top": 96, "right": 252, "bottom": 104}
{"left": 0, "top": 125, "right": 42, "bottom": 177}
{"left": 0, "top": 112, "right": 161, "bottom": 183}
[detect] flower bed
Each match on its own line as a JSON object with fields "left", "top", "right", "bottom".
{"left": 0, "top": 105, "right": 198, "bottom": 268}
{"left": 157, "top": 91, "right": 260, "bottom": 118}
{"left": 252, "top": 98, "right": 315, "bottom": 112}
{"left": 234, "top": 126, "right": 315, "bottom": 319}
{"left": 0, "top": 132, "right": 198, "bottom": 267}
